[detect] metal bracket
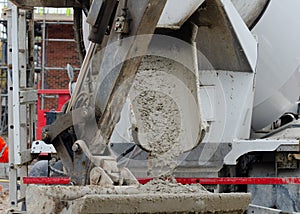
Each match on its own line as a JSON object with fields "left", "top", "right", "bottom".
{"left": 31, "top": 140, "right": 56, "bottom": 154}
{"left": 276, "top": 153, "right": 297, "bottom": 169}
{"left": 72, "top": 140, "right": 138, "bottom": 186}
{"left": 19, "top": 149, "right": 33, "bottom": 165}
{"left": 115, "top": 15, "right": 129, "bottom": 34}
{"left": 19, "top": 89, "right": 37, "bottom": 104}
{"left": 42, "top": 106, "right": 93, "bottom": 143}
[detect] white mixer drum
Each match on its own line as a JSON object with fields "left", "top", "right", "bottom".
{"left": 231, "top": 0, "right": 269, "bottom": 27}
{"left": 250, "top": 0, "right": 300, "bottom": 130}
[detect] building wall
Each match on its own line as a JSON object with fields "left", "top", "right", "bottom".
{"left": 42, "top": 23, "right": 80, "bottom": 109}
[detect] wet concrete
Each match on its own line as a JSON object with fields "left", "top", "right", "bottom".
{"left": 26, "top": 184, "right": 250, "bottom": 214}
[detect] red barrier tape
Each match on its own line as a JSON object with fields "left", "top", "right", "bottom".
{"left": 23, "top": 177, "right": 300, "bottom": 185}
{"left": 23, "top": 177, "right": 71, "bottom": 185}
{"left": 138, "top": 177, "right": 300, "bottom": 185}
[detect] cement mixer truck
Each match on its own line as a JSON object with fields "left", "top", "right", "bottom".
{"left": 6, "top": 0, "right": 300, "bottom": 213}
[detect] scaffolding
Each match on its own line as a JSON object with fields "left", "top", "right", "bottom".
{"left": 0, "top": 2, "right": 80, "bottom": 137}
{"left": 2, "top": 1, "right": 81, "bottom": 211}
{"left": 35, "top": 12, "right": 80, "bottom": 111}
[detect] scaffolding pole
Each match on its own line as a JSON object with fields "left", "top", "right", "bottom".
{"left": 41, "top": 7, "right": 45, "bottom": 109}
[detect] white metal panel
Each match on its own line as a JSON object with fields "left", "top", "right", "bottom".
{"left": 197, "top": 70, "right": 255, "bottom": 165}
{"left": 200, "top": 71, "right": 255, "bottom": 142}
{"left": 221, "top": 0, "right": 258, "bottom": 72}
{"left": 157, "top": 0, "right": 204, "bottom": 29}
{"left": 199, "top": 86, "right": 215, "bottom": 121}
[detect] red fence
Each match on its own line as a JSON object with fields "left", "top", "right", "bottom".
{"left": 37, "top": 89, "right": 70, "bottom": 139}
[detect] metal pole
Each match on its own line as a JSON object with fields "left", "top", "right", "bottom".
{"left": 11, "top": 2, "right": 21, "bottom": 169}
{"left": 66, "top": 42, "right": 96, "bottom": 112}
{"left": 41, "top": 7, "right": 46, "bottom": 109}
{"left": 35, "top": 66, "right": 80, "bottom": 71}
{"left": 34, "top": 21, "right": 73, "bottom": 25}
{"left": 45, "top": 38, "right": 75, "bottom": 42}
{"left": 18, "top": 8, "right": 29, "bottom": 205}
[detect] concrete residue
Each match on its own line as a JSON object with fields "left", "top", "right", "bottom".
{"left": 139, "top": 177, "right": 208, "bottom": 194}
{"left": 0, "top": 190, "right": 9, "bottom": 213}
{"left": 29, "top": 178, "right": 208, "bottom": 202}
